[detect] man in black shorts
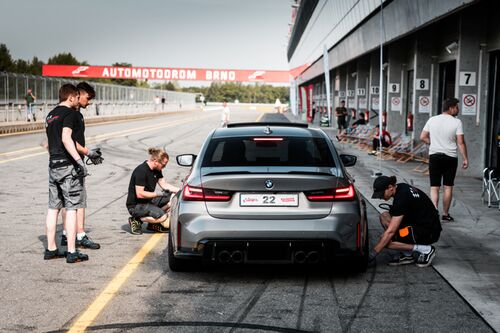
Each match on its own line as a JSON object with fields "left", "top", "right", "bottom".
{"left": 420, "top": 98, "right": 468, "bottom": 222}
{"left": 126, "top": 148, "right": 179, "bottom": 235}
{"left": 369, "top": 175, "right": 442, "bottom": 267}
{"left": 60, "top": 82, "right": 102, "bottom": 250}
{"left": 44, "top": 84, "right": 89, "bottom": 263}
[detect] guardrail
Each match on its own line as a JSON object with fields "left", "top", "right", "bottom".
{"left": 0, "top": 71, "right": 196, "bottom": 122}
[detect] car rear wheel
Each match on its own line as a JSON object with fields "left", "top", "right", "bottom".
{"left": 351, "top": 228, "right": 369, "bottom": 272}
{"left": 168, "top": 232, "right": 200, "bottom": 272}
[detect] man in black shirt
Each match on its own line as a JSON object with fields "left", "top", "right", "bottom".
{"left": 369, "top": 176, "right": 442, "bottom": 267}
{"left": 335, "top": 100, "right": 348, "bottom": 133}
{"left": 60, "top": 82, "right": 102, "bottom": 250}
{"left": 126, "top": 148, "right": 179, "bottom": 235}
{"left": 44, "top": 84, "right": 89, "bottom": 263}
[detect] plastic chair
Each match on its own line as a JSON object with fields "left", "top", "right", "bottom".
{"left": 482, "top": 167, "right": 500, "bottom": 209}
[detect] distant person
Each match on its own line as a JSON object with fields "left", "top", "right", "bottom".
{"left": 161, "top": 96, "right": 166, "bottom": 110}
{"left": 126, "top": 148, "right": 179, "bottom": 235}
{"left": 221, "top": 100, "right": 230, "bottom": 127}
{"left": 335, "top": 100, "right": 348, "bottom": 133}
{"left": 274, "top": 98, "right": 282, "bottom": 113}
{"left": 44, "top": 84, "right": 89, "bottom": 263}
{"left": 154, "top": 95, "right": 160, "bottom": 111}
{"left": 350, "top": 112, "right": 366, "bottom": 127}
{"left": 25, "top": 88, "right": 36, "bottom": 122}
{"left": 311, "top": 101, "right": 317, "bottom": 123}
{"left": 420, "top": 98, "right": 468, "bottom": 222}
{"left": 369, "top": 125, "right": 392, "bottom": 155}
{"left": 369, "top": 175, "right": 442, "bottom": 267}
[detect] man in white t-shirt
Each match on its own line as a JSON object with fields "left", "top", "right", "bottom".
{"left": 420, "top": 98, "right": 468, "bottom": 222}
{"left": 221, "top": 100, "right": 230, "bottom": 127}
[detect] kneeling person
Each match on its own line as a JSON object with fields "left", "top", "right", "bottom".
{"left": 126, "top": 148, "right": 179, "bottom": 234}
{"left": 369, "top": 176, "right": 442, "bottom": 267}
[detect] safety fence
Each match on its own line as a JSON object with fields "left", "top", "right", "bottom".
{"left": 0, "top": 72, "right": 197, "bottom": 122}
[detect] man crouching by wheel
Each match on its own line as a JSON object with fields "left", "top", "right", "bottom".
{"left": 126, "top": 148, "right": 179, "bottom": 235}
{"left": 369, "top": 175, "right": 442, "bottom": 267}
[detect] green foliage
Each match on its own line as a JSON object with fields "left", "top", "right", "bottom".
{"left": 47, "top": 52, "right": 83, "bottom": 66}
{"left": 182, "top": 82, "right": 289, "bottom": 104}
{"left": 0, "top": 43, "right": 15, "bottom": 72}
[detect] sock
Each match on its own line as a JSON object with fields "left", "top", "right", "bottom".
{"left": 413, "top": 245, "right": 431, "bottom": 254}
{"left": 62, "top": 230, "right": 67, "bottom": 236}
{"left": 77, "top": 232, "right": 86, "bottom": 241}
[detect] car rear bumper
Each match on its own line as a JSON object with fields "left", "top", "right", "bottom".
{"left": 173, "top": 214, "right": 364, "bottom": 262}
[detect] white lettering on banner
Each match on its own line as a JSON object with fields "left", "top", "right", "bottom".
{"left": 462, "top": 93, "right": 477, "bottom": 115}
{"left": 187, "top": 70, "right": 197, "bottom": 80}
{"left": 132, "top": 68, "right": 141, "bottom": 78}
{"left": 101, "top": 67, "right": 199, "bottom": 80}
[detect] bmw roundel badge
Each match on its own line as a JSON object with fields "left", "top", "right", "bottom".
{"left": 265, "top": 180, "right": 274, "bottom": 189}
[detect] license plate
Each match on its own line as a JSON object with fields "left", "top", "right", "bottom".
{"left": 240, "top": 194, "right": 299, "bottom": 207}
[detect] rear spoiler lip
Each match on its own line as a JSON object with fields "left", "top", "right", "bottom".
{"left": 227, "top": 122, "right": 308, "bottom": 128}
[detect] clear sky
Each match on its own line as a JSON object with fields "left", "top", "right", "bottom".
{"left": 0, "top": 0, "right": 292, "bottom": 72}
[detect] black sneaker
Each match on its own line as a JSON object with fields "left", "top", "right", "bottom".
{"left": 33, "top": 115, "right": 36, "bottom": 122}
{"left": 66, "top": 251, "right": 89, "bottom": 263}
{"left": 442, "top": 214, "right": 454, "bottom": 222}
{"left": 388, "top": 253, "right": 415, "bottom": 266}
{"left": 44, "top": 248, "right": 67, "bottom": 260}
{"left": 416, "top": 246, "right": 436, "bottom": 267}
{"left": 128, "top": 217, "right": 143, "bottom": 235}
{"left": 61, "top": 234, "right": 67, "bottom": 246}
{"left": 146, "top": 223, "right": 169, "bottom": 233}
{"left": 77, "top": 235, "right": 101, "bottom": 249}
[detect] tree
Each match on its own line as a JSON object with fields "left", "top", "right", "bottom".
{"left": 0, "top": 43, "right": 15, "bottom": 72}
{"left": 29, "top": 56, "right": 44, "bottom": 75}
{"left": 47, "top": 52, "right": 83, "bottom": 65}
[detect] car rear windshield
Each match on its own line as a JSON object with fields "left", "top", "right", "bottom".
{"left": 202, "top": 136, "right": 335, "bottom": 167}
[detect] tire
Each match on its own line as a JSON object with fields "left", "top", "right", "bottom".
{"left": 351, "top": 228, "right": 369, "bottom": 273}
{"left": 168, "top": 231, "right": 200, "bottom": 272}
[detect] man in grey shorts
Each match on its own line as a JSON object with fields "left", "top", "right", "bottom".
{"left": 44, "top": 84, "right": 89, "bottom": 263}
{"left": 126, "top": 148, "right": 179, "bottom": 235}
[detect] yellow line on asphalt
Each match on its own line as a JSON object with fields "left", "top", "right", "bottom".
{"left": 255, "top": 112, "right": 265, "bottom": 122}
{"left": 0, "top": 114, "right": 216, "bottom": 164}
{"left": 67, "top": 234, "right": 164, "bottom": 333}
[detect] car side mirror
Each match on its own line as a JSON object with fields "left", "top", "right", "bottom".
{"left": 176, "top": 154, "right": 197, "bottom": 167}
{"left": 340, "top": 154, "right": 357, "bottom": 167}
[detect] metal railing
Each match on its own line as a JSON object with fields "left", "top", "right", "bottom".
{"left": 0, "top": 72, "right": 196, "bottom": 122}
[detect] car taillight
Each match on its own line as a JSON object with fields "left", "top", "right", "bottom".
{"left": 182, "top": 184, "right": 232, "bottom": 201}
{"left": 305, "top": 184, "right": 355, "bottom": 201}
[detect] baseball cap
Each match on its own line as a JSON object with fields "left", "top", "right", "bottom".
{"left": 371, "top": 175, "right": 393, "bottom": 199}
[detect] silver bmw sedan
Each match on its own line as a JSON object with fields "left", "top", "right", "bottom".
{"left": 168, "top": 122, "right": 368, "bottom": 271}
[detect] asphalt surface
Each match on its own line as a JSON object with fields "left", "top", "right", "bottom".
{"left": 0, "top": 107, "right": 493, "bottom": 332}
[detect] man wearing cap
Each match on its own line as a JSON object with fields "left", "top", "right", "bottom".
{"left": 369, "top": 175, "right": 442, "bottom": 267}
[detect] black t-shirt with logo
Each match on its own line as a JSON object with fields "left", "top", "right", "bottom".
{"left": 45, "top": 105, "right": 76, "bottom": 162}
{"left": 72, "top": 111, "right": 85, "bottom": 154}
{"left": 389, "top": 183, "right": 441, "bottom": 231}
{"left": 126, "top": 161, "right": 163, "bottom": 207}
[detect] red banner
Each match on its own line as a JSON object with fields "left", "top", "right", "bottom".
{"left": 42, "top": 65, "right": 293, "bottom": 83}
